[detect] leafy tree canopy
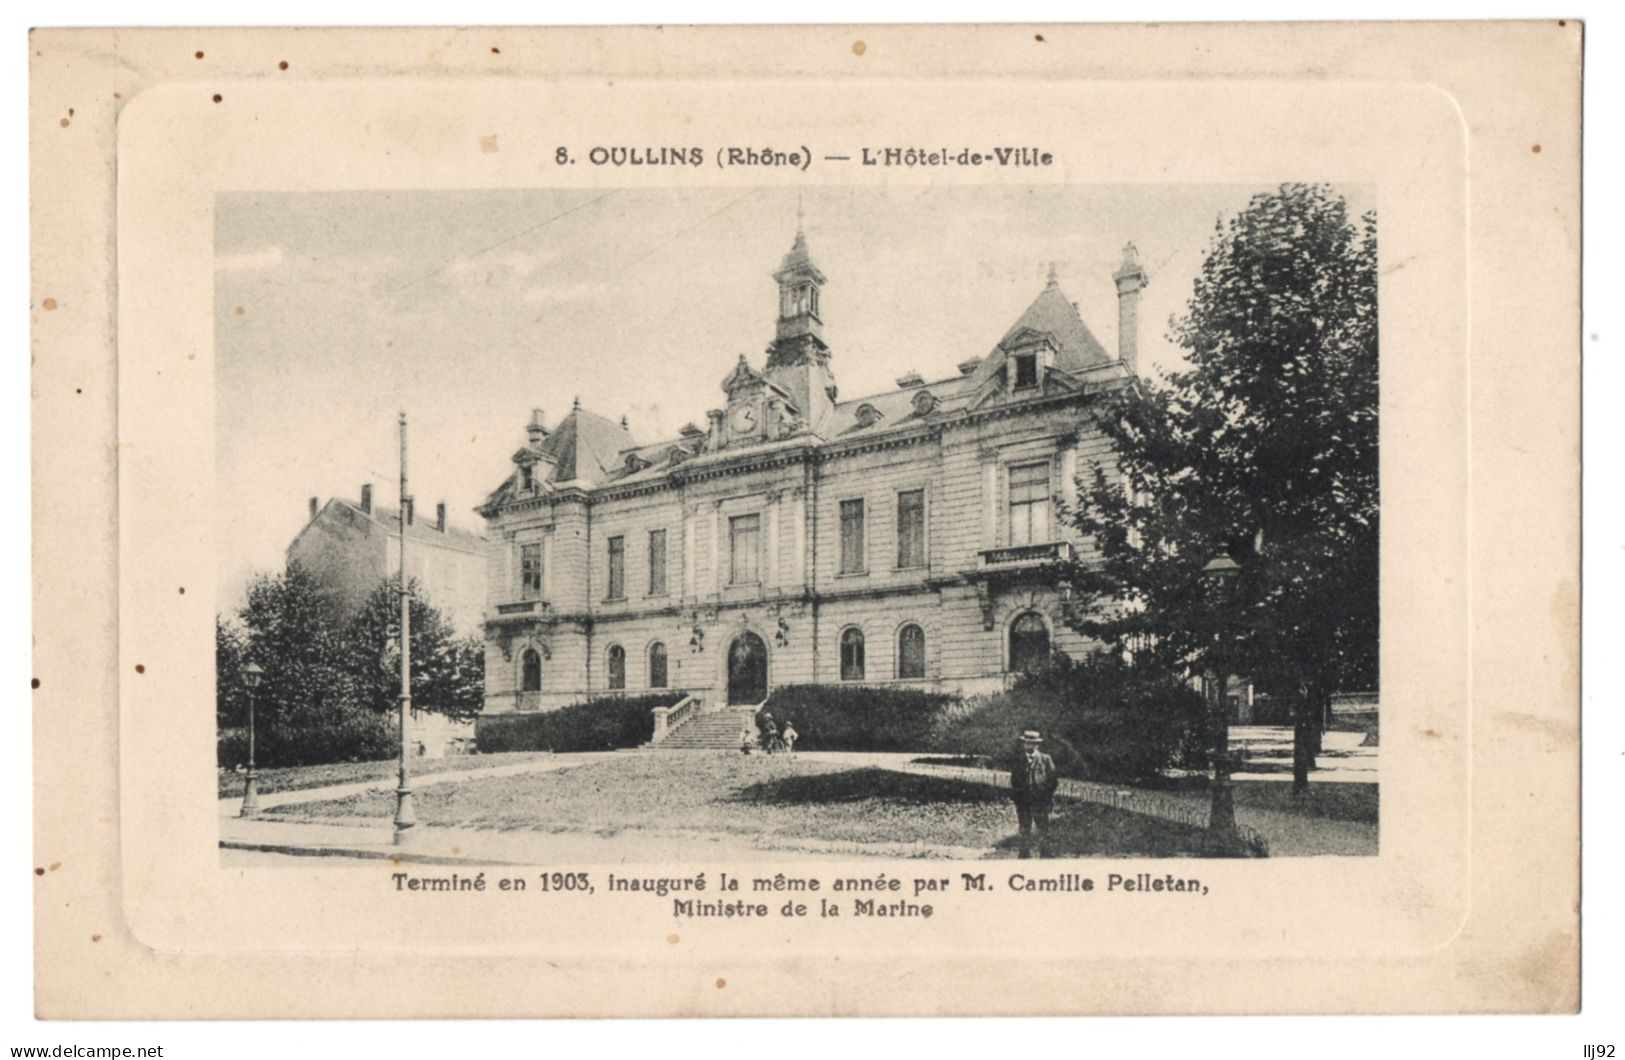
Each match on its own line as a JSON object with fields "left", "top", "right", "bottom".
{"left": 1064, "top": 183, "right": 1378, "bottom": 719}
{"left": 217, "top": 563, "right": 484, "bottom": 766}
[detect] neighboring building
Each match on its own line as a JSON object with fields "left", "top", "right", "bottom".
{"left": 287, "top": 489, "right": 489, "bottom": 756}
{"left": 288, "top": 488, "right": 489, "bottom": 637}
{"left": 477, "top": 223, "right": 1147, "bottom": 715}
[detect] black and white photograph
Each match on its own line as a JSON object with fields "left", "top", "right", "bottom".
{"left": 213, "top": 183, "right": 1379, "bottom": 866}
{"left": 27, "top": 19, "right": 1588, "bottom": 1030}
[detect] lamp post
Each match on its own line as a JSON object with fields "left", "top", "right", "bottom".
{"left": 394, "top": 411, "right": 416, "bottom": 845}
{"left": 239, "top": 661, "right": 265, "bottom": 817}
{"left": 1200, "top": 555, "right": 1241, "bottom": 839}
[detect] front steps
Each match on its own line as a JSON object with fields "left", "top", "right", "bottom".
{"left": 656, "top": 707, "right": 762, "bottom": 750}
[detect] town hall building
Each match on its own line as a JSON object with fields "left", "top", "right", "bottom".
{"left": 476, "top": 223, "right": 1148, "bottom": 715}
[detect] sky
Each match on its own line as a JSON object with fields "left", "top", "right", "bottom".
{"left": 214, "top": 182, "right": 1372, "bottom": 614}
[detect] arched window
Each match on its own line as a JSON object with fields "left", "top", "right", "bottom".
{"left": 840, "top": 628, "right": 865, "bottom": 681}
{"left": 607, "top": 644, "right": 626, "bottom": 690}
{"left": 1009, "top": 612, "right": 1051, "bottom": 674}
{"left": 648, "top": 642, "right": 668, "bottom": 689}
{"left": 898, "top": 624, "right": 926, "bottom": 680}
{"left": 521, "top": 648, "right": 542, "bottom": 692}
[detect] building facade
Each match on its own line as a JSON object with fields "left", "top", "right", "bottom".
{"left": 287, "top": 490, "right": 489, "bottom": 755}
{"left": 288, "top": 488, "right": 489, "bottom": 637}
{"left": 477, "top": 225, "right": 1147, "bottom": 715}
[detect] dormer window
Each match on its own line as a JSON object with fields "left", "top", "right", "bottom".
{"left": 854, "top": 404, "right": 885, "bottom": 429}
{"left": 1013, "top": 353, "right": 1039, "bottom": 390}
{"left": 519, "top": 463, "right": 534, "bottom": 491}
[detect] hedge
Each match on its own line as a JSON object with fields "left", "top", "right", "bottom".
{"left": 475, "top": 692, "right": 684, "bottom": 753}
{"left": 217, "top": 711, "right": 398, "bottom": 769}
{"left": 760, "top": 684, "right": 957, "bottom": 752}
{"left": 927, "top": 653, "right": 1205, "bottom": 783}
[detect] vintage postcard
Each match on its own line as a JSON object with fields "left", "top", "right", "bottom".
{"left": 31, "top": 22, "right": 1580, "bottom": 1018}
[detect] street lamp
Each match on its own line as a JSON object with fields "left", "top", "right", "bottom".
{"left": 1200, "top": 555, "right": 1241, "bottom": 840}
{"left": 393, "top": 412, "right": 416, "bottom": 846}
{"left": 239, "top": 661, "right": 265, "bottom": 817}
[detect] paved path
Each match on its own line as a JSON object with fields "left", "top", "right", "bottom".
{"left": 1227, "top": 726, "right": 1378, "bottom": 784}
{"left": 217, "top": 752, "right": 609, "bottom": 818}
{"left": 218, "top": 750, "right": 991, "bottom": 863}
{"left": 220, "top": 734, "right": 1377, "bottom": 863}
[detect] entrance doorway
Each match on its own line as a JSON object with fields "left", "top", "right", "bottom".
{"left": 727, "top": 632, "right": 768, "bottom": 705}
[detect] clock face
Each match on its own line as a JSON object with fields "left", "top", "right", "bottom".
{"left": 730, "top": 404, "right": 757, "bottom": 435}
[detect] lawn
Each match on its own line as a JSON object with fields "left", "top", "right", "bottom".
{"left": 216, "top": 752, "right": 557, "bottom": 799}
{"left": 267, "top": 753, "right": 1252, "bottom": 858}
{"left": 1151, "top": 776, "right": 1378, "bottom": 824}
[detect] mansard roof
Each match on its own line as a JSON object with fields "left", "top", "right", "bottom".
{"left": 479, "top": 406, "right": 639, "bottom": 511}
{"left": 534, "top": 406, "right": 637, "bottom": 483}
{"left": 1001, "top": 278, "right": 1113, "bottom": 367}
{"left": 829, "top": 372, "right": 977, "bottom": 437}
{"left": 484, "top": 270, "right": 1129, "bottom": 509}
{"left": 967, "top": 277, "right": 1114, "bottom": 393}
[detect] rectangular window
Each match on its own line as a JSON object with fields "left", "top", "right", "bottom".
{"left": 648, "top": 529, "right": 668, "bottom": 595}
{"left": 839, "top": 498, "right": 866, "bottom": 574}
{"left": 730, "top": 514, "right": 760, "bottom": 585}
{"left": 1013, "top": 353, "right": 1038, "bottom": 389}
{"left": 896, "top": 489, "right": 925, "bottom": 569}
{"left": 606, "top": 535, "right": 625, "bottom": 599}
{"left": 1008, "top": 461, "right": 1052, "bottom": 546}
{"left": 519, "top": 542, "right": 543, "bottom": 599}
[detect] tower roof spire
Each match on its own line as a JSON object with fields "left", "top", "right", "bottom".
{"left": 777, "top": 207, "right": 822, "bottom": 278}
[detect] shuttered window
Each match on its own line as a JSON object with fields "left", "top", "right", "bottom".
{"left": 840, "top": 628, "right": 865, "bottom": 681}
{"left": 648, "top": 529, "right": 668, "bottom": 595}
{"left": 898, "top": 624, "right": 925, "bottom": 679}
{"left": 839, "top": 499, "right": 866, "bottom": 574}
{"left": 607, "top": 536, "right": 625, "bottom": 599}
{"left": 896, "top": 490, "right": 925, "bottom": 569}
{"left": 648, "top": 642, "right": 668, "bottom": 688}
{"left": 730, "top": 514, "right": 761, "bottom": 584}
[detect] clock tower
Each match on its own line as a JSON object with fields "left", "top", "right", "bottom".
{"left": 763, "top": 213, "right": 836, "bottom": 437}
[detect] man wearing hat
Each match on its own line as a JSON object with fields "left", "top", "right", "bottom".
{"left": 1010, "top": 730, "right": 1059, "bottom": 858}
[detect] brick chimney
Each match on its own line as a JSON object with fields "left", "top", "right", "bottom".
{"left": 526, "top": 407, "right": 548, "bottom": 447}
{"left": 308, "top": 496, "right": 319, "bottom": 521}
{"left": 436, "top": 502, "right": 447, "bottom": 533}
{"left": 706, "top": 408, "right": 724, "bottom": 449}
{"left": 1113, "top": 242, "right": 1148, "bottom": 374}
{"left": 360, "top": 483, "right": 373, "bottom": 514}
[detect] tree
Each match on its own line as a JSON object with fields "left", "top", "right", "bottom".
{"left": 345, "top": 579, "right": 485, "bottom": 721}
{"left": 229, "top": 563, "right": 394, "bottom": 766}
{"left": 1063, "top": 183, "right": 1378, "bottom": 790}
{"left": 215, "top": 615, "right": 249, "bottom": 729}
{"left": 218, "top": 566, "right": 487, "bottom": 767}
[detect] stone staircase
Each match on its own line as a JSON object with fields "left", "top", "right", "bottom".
{"left": 656, "top": 707, "right": 762, "bottom": 750}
